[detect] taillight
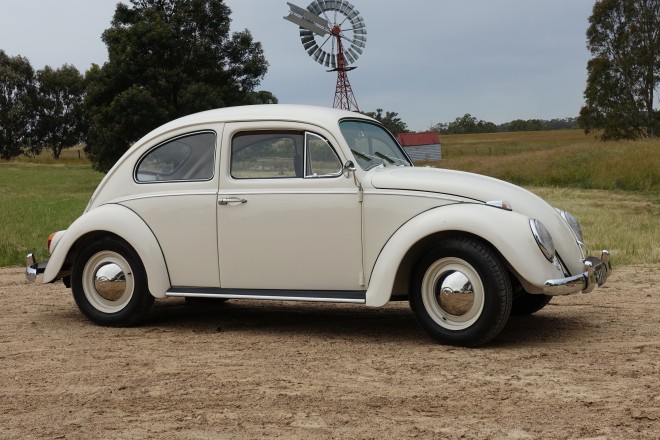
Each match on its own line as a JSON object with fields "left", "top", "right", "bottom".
{"left": 47, "top": 232, "right": 56, "bottom": 252}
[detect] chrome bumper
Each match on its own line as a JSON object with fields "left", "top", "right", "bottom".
{"left": 542, "top": 250, "right": 612, "bottom": 296}
{"left": 26, "top": 253, "right": 47, "bottom": 283}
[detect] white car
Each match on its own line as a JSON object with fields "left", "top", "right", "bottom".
{"left": 27, "top": 105, "right": 611, "bottom": 346}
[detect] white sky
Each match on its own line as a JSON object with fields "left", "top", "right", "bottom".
{"left": 0, "top": 0, "right": 595, "bottom": 131}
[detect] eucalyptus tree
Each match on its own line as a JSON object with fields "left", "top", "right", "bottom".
{"left": 0, "top": 50, "right": 36, "bottom": 159}
{"left": 579, "top": 0, "right": 660, "bottom": 140}
{"left": 35, "top": 65, "right": 86, "bottom": 158}
{"left": 85, "top": 0, "right": 272, "bottom": 172}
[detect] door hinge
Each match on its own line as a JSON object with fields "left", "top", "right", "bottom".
{"left": 359, "top": 272, "right": 365, "bottom": 286}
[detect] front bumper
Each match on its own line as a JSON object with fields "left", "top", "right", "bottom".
{"left": 542, "top": 250, "right": 612, "bottom": 296}
{"left": 26, "top": 254, "right": 47, "bottom": 283}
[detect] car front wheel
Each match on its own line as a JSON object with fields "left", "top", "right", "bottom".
{"left": 410, "top": 237, "right": 512, "bottom": 347}
{"left": 71, "top": 238, "right": 154, "bottom": 326}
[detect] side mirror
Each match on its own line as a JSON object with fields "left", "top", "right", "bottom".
{"left": 343, "top": 160, "right": 356, "bottom": 172}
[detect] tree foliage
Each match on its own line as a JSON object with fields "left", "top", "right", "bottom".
{"left": 84, "top": 0, "right": 272, "bottom": 172}
{"left": 34, "top": 65, "right": 86, "bottom": 158}
{"left": 579, "top": 0, "right": 660, "bottom": 140}
{"left": 431, "top": 114, "right": 497, "bottom": 135}
{"left": 363, "top": 108, "right": 409, "bottom": 135}
{"left": 0, "top": 50, "right": 36, "bottom": 159}
{"left": 431, "top": 116, "right": 578, "bottom": 134}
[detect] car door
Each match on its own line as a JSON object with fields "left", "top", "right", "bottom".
{"left": 217, "top": 122, "right": 364, "bottom": 292}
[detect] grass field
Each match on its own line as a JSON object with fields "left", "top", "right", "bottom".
{"left": 0, "top": 131, "right": 658, "bottom": 267}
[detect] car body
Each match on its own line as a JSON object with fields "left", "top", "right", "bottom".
{"left": 26, "top": 104, "right": 611, "bottom": 346}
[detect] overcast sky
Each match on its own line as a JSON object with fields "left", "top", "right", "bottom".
{"left": 0, "top": 0, "right": 595, "bottom": 131}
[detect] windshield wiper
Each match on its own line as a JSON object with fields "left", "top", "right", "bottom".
{"left": 351, "top": 149, "right": 372, "bottom": 162}
{"left": 374, "top": 152, "right": 395, "bottom": 164}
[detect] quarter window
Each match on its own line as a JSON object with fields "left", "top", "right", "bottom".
{"left": 305, "top": 133, "right": 342, "bottom": 177}
{"left": 136, "top": 131, "right": 216, "bottom": 182}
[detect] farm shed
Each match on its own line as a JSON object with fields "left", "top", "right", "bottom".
{"left": 397, "top": 132, "right": 442, "bottom": 161}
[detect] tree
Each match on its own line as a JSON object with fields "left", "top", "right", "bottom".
{"left": 34, "top": 65, "right": 86, "bottom": 159}
{"left": 84, "top": 0, "right": 272, "bottom": 172}
{"left": 363, "top": 108, "right": 409, "bottom": 135}
{"left": 431, "top": 114, "right": 497, "bottom": 134}
{"left": 0, "top": 50, "right": 36, "bottom": 160}
{"left": 508, "top": 119, "right": 545, "bottom": 132}
{"left": 579, "top": 0, "right": 660, "bottom": 140}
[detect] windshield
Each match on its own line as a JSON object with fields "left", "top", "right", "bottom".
{"left": 339, "top": 120, "right": 413, "bottom": 170}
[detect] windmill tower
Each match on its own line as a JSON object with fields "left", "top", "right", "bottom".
{"left": 284, "top": 1, "right": 367, "bottom": 111}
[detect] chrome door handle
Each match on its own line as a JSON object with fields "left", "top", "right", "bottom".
{"left": 218, "top": 196, "right": 247, "bottom": 205}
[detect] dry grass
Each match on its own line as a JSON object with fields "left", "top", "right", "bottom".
{"left": 529, "top": 187, "right": 659, "bottom": 266}
{"left": 427, "top": 130, "right": 659, "bottom": 193}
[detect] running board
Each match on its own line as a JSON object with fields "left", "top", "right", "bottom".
{"left": 166, "top": 287, "right": 366, "bottom": 304}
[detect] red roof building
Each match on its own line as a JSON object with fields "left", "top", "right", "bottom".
{"left": 397, "top": 131, "right": 442, "bottom": 161}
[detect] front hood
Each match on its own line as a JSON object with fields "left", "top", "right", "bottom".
{"left": 368, "top": 166, "right": 583, "bottom": 272}
{"left": 370, "top": 166, "right": 541, "bottom": 207}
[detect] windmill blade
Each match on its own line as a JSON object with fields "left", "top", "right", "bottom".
{"left": 307, "top": 43, "right": 320, "bottom": 56}
{"left": 353, "top": 35, "right": 367, "bottom": 46}
{"left": 344, "top": 49, "right": 356, "bottom": 65}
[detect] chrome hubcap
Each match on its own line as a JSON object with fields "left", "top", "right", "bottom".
{"left": 437, "top": 271, "right": 475, "bottom": 316}
{"left": 421, "top": 257, "right": 485, "bottom": 330}
{"left": 93, "top": 263, "right": 127, "bottom": 301}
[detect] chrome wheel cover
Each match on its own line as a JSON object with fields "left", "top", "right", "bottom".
{"left": 82, "top": 251, "right": 134, "bottom": 313}
{"left": 421, "top": 257, "right": 485, "bottom": 330}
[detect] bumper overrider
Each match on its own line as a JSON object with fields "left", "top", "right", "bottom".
{"left": 543, "top": 250, "right": 612, "bottom": 296}
{"left": 25, "top": 254, "right": 48, "bottom": 283}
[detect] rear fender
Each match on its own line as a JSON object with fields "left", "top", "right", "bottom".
{"left": 365, "top": 204, "right": 564, "bottom": 307}
{"left": 43, "top": 204, "right": 170, "bottom": 298}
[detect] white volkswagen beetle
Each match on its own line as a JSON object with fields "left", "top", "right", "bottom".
{"left": 27, "top": 105, "right": 611, "bottom": 346}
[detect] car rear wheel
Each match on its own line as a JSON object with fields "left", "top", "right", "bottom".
{"left": 410, "top": 237, "right": 512, "bottom": 347}
{"left": 72, "top": 238, "right": 154, "bottom": 326}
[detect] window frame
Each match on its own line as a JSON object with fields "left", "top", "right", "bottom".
{"left": 303, "top": 132, "right": 343, "bottom": 178}
{"left": 229, "top": 129, "right": 343, "bottom": 180}
{"left": 134, "top": 130, "right": 217, "bottom": 184}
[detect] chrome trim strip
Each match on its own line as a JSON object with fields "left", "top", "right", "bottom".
{"left": 166, "top": 288, "right": 366, "bottom": 304}
{"left": 213, "top": 189, "right": 359, "bottom": 196}
{"left": 362, "top": 189, "right": 471, "bottom": 204}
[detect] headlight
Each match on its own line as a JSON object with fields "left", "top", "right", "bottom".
{"left": 530, "top": 219, "right": 555, "bottom": 262}
{"left": 560, "top": 210, "right": 584, "bottom": 242}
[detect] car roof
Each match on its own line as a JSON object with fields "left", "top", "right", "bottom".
{"left": 145, "top": 104, "right": 375, "bottom": 139}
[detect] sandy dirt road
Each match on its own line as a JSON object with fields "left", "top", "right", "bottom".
{"left": 1, "top": 265, "right": 658, "bottom": 439}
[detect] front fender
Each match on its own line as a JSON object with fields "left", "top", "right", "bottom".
{"left": 365, "top": 203, "right": 565, "bottom": 307}
{"left": 43, "top": 204, "right": 171, "bottom": 298}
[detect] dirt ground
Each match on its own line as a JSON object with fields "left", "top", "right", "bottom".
{"left": 1, "top": 265, "right": 658, "bottom": 439}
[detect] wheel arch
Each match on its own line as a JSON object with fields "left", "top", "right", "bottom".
{"left": 43, "top": 204, "right": 171, "bottom": 298}
{"left": 365, "top": 203, "right": 562, "bottom": 307}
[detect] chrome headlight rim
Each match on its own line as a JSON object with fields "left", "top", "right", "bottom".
{"left": 559, "top": 210, "right": 584, "bottom": 242}
{"left": 530, "top": 219, "right": 556, "bottom": 262}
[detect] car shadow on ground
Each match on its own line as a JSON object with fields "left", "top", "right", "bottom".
{"left": 141, "top": 298, "right": 592, "bottom": 346}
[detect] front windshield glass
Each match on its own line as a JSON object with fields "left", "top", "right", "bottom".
{"left": 339, "top": 120, "right": 413, "bottom": 170}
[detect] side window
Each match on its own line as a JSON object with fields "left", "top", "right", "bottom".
{"left": 136, "top": 131, "right": 216, "bottom": 182}
{"left": 305, "top": 133, "right": 342, "bottom": 177}
{"left": 231, "top": 131, "right": 304, "bottom": 179}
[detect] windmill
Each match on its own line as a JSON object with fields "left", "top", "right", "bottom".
{"left": 284, "top": 1, "right": 367, "bottom": 111}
